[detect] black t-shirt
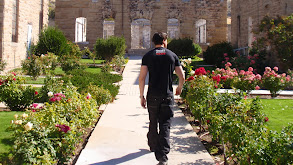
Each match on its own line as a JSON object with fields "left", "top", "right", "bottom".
{"left": 142, "top": 47, "right": 181, "bottom": 97}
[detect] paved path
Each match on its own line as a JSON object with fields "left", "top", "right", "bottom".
{"left": 75, "top": 56, "right": 215, "bottom": 165}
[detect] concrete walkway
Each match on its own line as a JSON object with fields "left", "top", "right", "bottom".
{"left": 75, "top": 56, "right": 215, "bottom": 165}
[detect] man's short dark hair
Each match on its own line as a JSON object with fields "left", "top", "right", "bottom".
{"left": 152, "top": 32, "right": 168, "bottom": 45}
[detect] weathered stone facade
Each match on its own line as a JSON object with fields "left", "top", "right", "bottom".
{"left": 0, "top": 0, "right": 49, "bottom": 71}
{"left": 231, "top": 0, "right": 293, "bottom": 49}
{"left": 55, "top": 0, "right": 228, "bottom": 52}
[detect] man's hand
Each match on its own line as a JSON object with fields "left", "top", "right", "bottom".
{"left": 175, "top": 86, "right": 183, "bottom": 95}
{"left": 140, "top": 97, "right": 146, "bottom": 109}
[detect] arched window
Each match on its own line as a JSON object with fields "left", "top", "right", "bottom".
{"left": 103, "top": 20, "right": 115, "bottom": 39}
{"left": 167, "top": 18, "right": 179, "bottom": 39}
{"left": 131, "top": 19, "right": 151, "bottom": 49}
{"left": 195, "top": 19, "right": 207, "bottom": 44}
{"left": 75, "top": 17, "right": 87, "bottom": 43}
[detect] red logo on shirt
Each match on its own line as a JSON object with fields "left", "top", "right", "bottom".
{"left": 156, "top": 50, "right": 166, "bottom": 55}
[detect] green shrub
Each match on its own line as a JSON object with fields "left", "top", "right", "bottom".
{"left": 111, "top": 55, "right": 126, "bottom": 72}
{"left": 21, "top": 55, "right": 42, "bottom": 80}
{"left": 9, "top": 86, "right": 99, "bottom": 164}
{"left": 167, "top": 38, "right": 202, "bottom": 58}
{"left": 203, "top": 41, "right": 235, "bottom": 67}
{"left": 94, "top": 36, "right": 126, "bottom": 61}
{"left": 0, "top": 74, "right": 38, "bottom": 111}
{"left": 38, "top": 52, "right": 58, "bottom": 75}
{"left": 59, "top": 55, "right": 86, "bottom": 73}
{"left": 35, "top": 26, "right": 71, "bottom": 56}
{"left": 83, "top": 84, "right": 112, "bottom": 106}
{"left": 64, "top": 69, "right": 121, "bottom": 99}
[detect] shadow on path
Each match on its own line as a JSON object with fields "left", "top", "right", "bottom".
{"left": 90, "top": 149, "right": 151, "bottom": 165}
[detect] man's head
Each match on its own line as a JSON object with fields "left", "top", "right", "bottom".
{"left": 152, "top": 32, "right": 168, "bottom": 46}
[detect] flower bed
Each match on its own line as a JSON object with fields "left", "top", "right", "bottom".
{"left": 180, "top": 64, "right": 293, "bottom": 164}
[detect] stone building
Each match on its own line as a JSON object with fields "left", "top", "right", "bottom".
{"left": 231, "top": 0, "right": 293, "bottom": 51}
{"left": 0, "top": 0, "right": 49, "bottom": 71}
{"left": 55, "top": 0, "right": 228, "bottom": 53}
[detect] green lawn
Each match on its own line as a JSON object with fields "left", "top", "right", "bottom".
{"left": 0, "top": 111, "right": 23, "bottom": 154}
{"left": 23, "top": 77, "right": 45, "bottom": 84}
{"left": 261, "top": 99, "right": 293, "bottom": 132}
{"left": 80, "top": 59, "right": 104, "bottom": 64}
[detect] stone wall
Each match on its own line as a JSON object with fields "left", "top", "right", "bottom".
{"left": 55, "top": 0, "right": 228, "bottom": 52}
{"left": 0, "top": 0, "right": 49, "bottom": 71}
{"left": 231, "top": 0, "right": 293, "bottom": 49}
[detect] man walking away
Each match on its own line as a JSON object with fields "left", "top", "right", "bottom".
{"left": 139, "top": 32, "right": 185, "bottom": 165}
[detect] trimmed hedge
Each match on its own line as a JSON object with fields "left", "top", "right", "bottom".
{"left": 167, "top": 38, "right": 202, "bottom": 58}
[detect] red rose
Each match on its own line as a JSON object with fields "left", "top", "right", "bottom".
{"left": 264, "top": 117, "right": 269, "bottom": 122}
{"left": 187, "top": 76, "right": 195, "bottom": 81}
{"left": 34, "top": 91, "right": 38, "bottom": 95}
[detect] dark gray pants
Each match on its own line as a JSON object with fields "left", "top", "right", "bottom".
{"left": 147, "top": 95, "right": 174, "bottom": 162}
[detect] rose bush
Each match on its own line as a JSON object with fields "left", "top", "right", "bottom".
{"left": 0, "top": 73, "right": 37, "bottom": 111}
{"left": 9, "top": 84, "right": 99, "bottom": 164}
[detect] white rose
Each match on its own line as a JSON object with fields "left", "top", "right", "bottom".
{"left": 187, "top": 58, "right": 192, "bottom": 64}
{"left": 10, "top": 120, "right": 14, "bottom": 124}
{"left": 24, "top": 122, "right": 33, "bottom": 131}
{"left": 22, "top": 113, "right": 28, "bottom": 119}
{"left": 181, "top": 62, "right": 186, "bottom": 67}
{"left": 190, "top": 70, "right": 195, "bottom": 75}
{"left": 15, "top": 120, "right": 22, "bottom": 125}
{"left": 48, "top": 91, "right": 53, "bottom": 97}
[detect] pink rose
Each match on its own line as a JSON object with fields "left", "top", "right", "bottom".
{"left": 273, "top": 66, "right": 278, "bottom": 72}
{"left": 255, "top": 85, "right": 260, "bottom": 90}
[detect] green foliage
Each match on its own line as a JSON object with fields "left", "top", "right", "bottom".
{"left": 184, "top": 73, "right": 293, "bottom": 164}
{"left": 94, "top": 36, "right": 126, "bottom": 61}
{"left": 59, "top": 54, "right": 86, "bottom": 73}
{"left": 83, "top": 84, "right": 112, "bottom": 106}
{"left": 22, "top": 53, "right": 58, "bottom": 80}
{"left": 167, "top": 38, "right": 202, "bottom": 58}
{"left": 21, "top": 55, "right": 42, "bottom": 80}
{"left": 0, "top": 58, "right": 6, "bottom": 72}
{"left": 203, "top": 41, "right": 235, "bottom": 67}
{"left": 258, "top": 14, "right": 293, "bottom": 70}
{"left": 35, "top": 26, "right": 71, "bottom": 56}
{"left": 8, "top": 85, "right": 99, "bottom": 164}
{"left": 38, "top": 52, "right": 58, "bottom": 75}
{"left": 63, "top": 69, "right": 121, "bottom": 99}
{"left": 111, "top": 55, "right": 126, "bottom": 72}
{"left": 0, "top": 74, "right": 38, "bottom": 111}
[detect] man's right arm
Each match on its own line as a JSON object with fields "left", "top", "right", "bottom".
{"left": 174, "top": 66, "right": 185, "bottom": 95}
{"left": 139, "top": 65, "right": 148, "bottom": 108}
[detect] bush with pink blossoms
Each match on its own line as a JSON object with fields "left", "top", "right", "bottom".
{"left": 261, "top": 66, "right": 291, "bottom": 97}
{"left": 232, "top": 67, "right": 262, "bottom": 93}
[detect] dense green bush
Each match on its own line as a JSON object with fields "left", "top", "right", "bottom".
{"left": 35, "top": 26, "right": 71, "bottom": 56}
{"left": 167, "top": 38, "right": 202, "bottom": 58}
{"left": 203, "top": 41, "right": 235, "bottom": 67}
{"left": 94, "top": 36, "right": 126, "bottom": 61}
{"left": 0, "top": 74, "right": 38, "bottom": 111}
{"left": 83, "top": 84, "right": 112, "bottom": 106}
{"left": 63, "top": 69, "right": 121, "bottom": 98}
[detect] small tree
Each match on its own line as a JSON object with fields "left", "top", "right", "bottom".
{"left": 94, "top": 36, "right": 126, "bottom": 62}
{"left": 257, "top": 14, "right": 293, "bottom": 70}
{"left": 167, "top": 38, "right": 202, "bottom": 58}
{"left": 35, "top": 26, "right": 71, "bottom": 56}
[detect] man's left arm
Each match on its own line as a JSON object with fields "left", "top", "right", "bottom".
{"left": 175, "top": 66, "right": 185, "bottom": 95}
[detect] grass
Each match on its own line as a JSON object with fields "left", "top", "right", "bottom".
{"left": 260, "top": 99, "right": 293, "bottom": 132}
{"left": 0, "top": 111, "right": 23, "bottom": 154}
{"left": 80, "top": 59, "right": 104, "bottom": 64}
{"left": 23, "top": 77, "right": 45, "bottom": 84}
